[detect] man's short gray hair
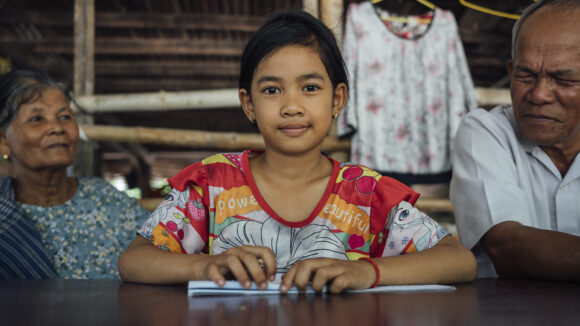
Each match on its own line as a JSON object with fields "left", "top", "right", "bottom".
{"left": 511, "top": 0, "right": 580, "bottom": 59}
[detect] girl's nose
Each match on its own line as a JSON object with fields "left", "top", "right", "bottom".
{"left": 281, "top": 91, "right": 305, "bottom": 117}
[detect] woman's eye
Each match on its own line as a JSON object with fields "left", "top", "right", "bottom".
{"left": 28, "top": 115, "right": 42, "bottom": 122}
{"left": 263, "top": 87, "right": 280, "bottom": 95}
{"left": 59, "top": 114, "right": 73, "bottom": 120}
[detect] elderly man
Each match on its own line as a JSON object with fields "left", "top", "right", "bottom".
{"left": 451, "top": 0, "right": 580, "bottom": 280}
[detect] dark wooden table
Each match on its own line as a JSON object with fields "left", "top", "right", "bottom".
{"left": 1, "top": 278, "right": 579, "bottom": 325}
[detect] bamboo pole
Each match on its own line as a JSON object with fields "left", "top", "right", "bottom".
{"left": 75, "top": 88, "right": 239, "bottom": 113}
{"left": 73, "top": 0, "right": 95, "bottom": 177}
{"left": 303, "top": 0, "right": 319, "bottom": 18}
{"left": 475, "top": 87, "right": 512, "bottom": 107}
{"left": 414, "top": 198, "right": 453, "bottom": 213}
{"left": 80, "top": 125, "right": 351, "bottom": 152}
{"left": 75, "top": 87, "right": 510, "bottom": 113}
{"left": 320, "top": 0, "right": 344, "bottom": 46}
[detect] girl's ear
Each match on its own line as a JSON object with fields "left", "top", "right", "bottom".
{"left": 239, "top": 88, "right": 256, "bottom": 123}
{"left": 332, "top": 83, "right": 348, "bottom": 118}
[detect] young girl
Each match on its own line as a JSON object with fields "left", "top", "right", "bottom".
{"left": 118, "top": 10, "right": 476, "bottom": 293}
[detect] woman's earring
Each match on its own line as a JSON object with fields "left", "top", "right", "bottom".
{"left": 1, "top": 154, "right": 8, "bottom": 161}
{"left": 332, "top": 113, "right": 338, "bottom": 119}
{"left": 249, "top": 118, "right": 255, "bottom": 123}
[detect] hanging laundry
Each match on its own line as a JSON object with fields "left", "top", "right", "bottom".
{"left": 338, "top": 1, "right": 477, "bottom": 180}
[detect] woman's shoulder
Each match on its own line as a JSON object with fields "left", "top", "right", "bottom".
{"left": 0, "top": 176, "right": 14, "bottom": 200}
{"left": 75, "top": 177, "right": 133, "bottom": 202}
{"left": 77, "top": 176, "right": 116, "bottom": 192}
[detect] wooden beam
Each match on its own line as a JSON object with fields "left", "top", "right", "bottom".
{"left": 30, "top": 60, "right": 239, "bottom": 77}
{"left": 73, "top": 0, "right": 95, "bottom": 178}
{"left": 303, "top": 0, "right": 319, "bottom": 18}
{"left": 0, "top": 10, "right": 264, "bottom": 32}
{"left": 320, "top": 0, "right": 344, "bottom": 46}
{"left": 459, "top": 29, "right": 510, "bottom": 45}
{"left": 94, "top": 78, "right": 237, "bottom": 93}
{"left": 0, "top": 37, "right": 246, "bottom": 56}
{"left": 73, "top": 1, "right": 94, "bottom": 96}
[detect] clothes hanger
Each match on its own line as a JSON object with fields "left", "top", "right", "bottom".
{"left": 371, "top": 0, "right": 436, "bottom": 10}
{"left": 371, "top": 0, "right": 435, "bottom": 24}
{"left": 458, "top": 0, "right": 538, "bottom": 20}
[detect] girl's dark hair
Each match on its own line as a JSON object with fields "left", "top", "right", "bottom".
{"left": 239, "top": 9, "right": 349, "bottom": 94}
{"left": 0, "top": 69, "right": 70, "bottom": 130}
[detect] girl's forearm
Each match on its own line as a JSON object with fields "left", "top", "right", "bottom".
{"left": 374, "top": 237, "right": 476, "bottom": 285}
{"left": 118, "top": 235, "right": 210, "bottom": 284}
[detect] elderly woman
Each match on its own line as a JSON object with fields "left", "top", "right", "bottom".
{"left": 0, "top": 69, "right": 150, "bottom": 279}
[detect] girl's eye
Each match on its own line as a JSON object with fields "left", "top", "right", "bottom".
{"left": 263, "top": 87, "right": 280, "bottom": 95}
{"left": 303, "top": 85, "right": 319, "bottom": 92}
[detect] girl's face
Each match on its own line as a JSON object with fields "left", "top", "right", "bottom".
{"left": 0, "top": 87, "right": 79, "bottom": 174}
{"left": 239, "top": 45, "right": 346, "bottom": 156}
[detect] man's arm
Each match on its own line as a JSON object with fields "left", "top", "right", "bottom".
{"left": 482, "top": 221, "right": 580, "bottom": 281}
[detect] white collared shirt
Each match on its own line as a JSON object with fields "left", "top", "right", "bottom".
{"left": 450, "top": 106, "right": 580, "bottom": 277}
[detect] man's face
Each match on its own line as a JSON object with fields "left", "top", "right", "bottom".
{"left": 508, "top": 6, "right": 580, "bottom": 151}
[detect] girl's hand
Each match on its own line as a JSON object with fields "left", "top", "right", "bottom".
{"left": 203, "top": 246, "right": 276, "bottom": 290}
{"left": 280, "top": 258, "right": 377, "bottom": 294}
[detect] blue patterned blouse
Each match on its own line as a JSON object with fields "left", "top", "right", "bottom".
{"left": 5, "top": 177, "right": 150, "bottom": 279}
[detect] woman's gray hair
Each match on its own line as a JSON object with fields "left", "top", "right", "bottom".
{"left": 0, "top": 69, "right": 71, "bottom": 130}
{"left": 512, "top": 0, "right": 580, "bottom": 59}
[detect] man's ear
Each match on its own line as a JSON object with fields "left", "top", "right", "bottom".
{"left": 239, "top": 88, "right": 255, "bottom": 123}
{"left": 332, "top": 83, "right": 348, "bottom": 118}
{"left": 506, "top": 59, "right": 514, "bottom": 77}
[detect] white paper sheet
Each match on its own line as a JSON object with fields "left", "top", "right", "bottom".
{"left": 188, "top": 280, "right": 455, "bottom": 297}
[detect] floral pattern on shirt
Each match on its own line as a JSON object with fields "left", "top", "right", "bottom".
{"left": 18, "top": 177, "right": 150, "bottom": 279}
{"left": 337, "top": 2, "right": 477, "bottom": 174}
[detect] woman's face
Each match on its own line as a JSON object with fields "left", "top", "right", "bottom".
{"left": 0, "top": 87, "right": 79, "bottom": 174}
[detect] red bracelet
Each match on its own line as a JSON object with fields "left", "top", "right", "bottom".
{"left": 358, "top": 257, "right": 380, "bottom": 288}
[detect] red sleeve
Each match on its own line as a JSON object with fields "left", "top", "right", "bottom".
{"left": 160, "top": 161, "right": 211, "bottom": 253}
{"left": 369, "top": 176, "right": 419, "bottom": 234}
{"left": 169, "top": 161, "right": 206, "bottom": 191}
{"left": 368, "top": 176, "right": 419, "bottom": 258}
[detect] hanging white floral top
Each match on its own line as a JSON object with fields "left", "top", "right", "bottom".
{"left": 338, "top": 2, "right": 477, "bottom": 175}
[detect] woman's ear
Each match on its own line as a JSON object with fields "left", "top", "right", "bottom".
{"left": 0, "top": 130, "right": 11, "bottom": 157}
{"left": 332, "top": 83, "right": 348, "bottom": 118}
{"left": 239, "top": 88, "right": 256, "bottom": 123}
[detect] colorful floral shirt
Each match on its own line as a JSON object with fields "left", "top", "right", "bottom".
{"left": 337, "top": 2, "right": 477, "bottom": 174}
{"left": 15, "top": 177, "right": 150, "bottom": 279}
{"left": 138, "top": 151, "right": 449, "bottom": 272}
